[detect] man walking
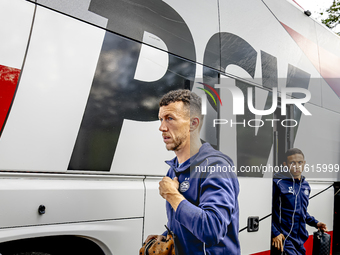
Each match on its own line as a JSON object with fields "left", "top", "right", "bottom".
{"left": 145, "top": 89, "right": 240, "bottom": 254}
{"left": 271, "top": 148, "right": 327, "bottom": 255}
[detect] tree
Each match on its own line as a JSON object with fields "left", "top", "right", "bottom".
{"left": 320, "top": 0, "right": 340, "bottom": 34}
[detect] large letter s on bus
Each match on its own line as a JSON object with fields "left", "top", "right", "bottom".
{"left": 68, "top": 0, "right": 196, "bottom": 171}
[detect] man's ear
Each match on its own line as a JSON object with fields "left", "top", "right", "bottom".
{"left": 190, "top": 117, "right": 200, "bottom": 132}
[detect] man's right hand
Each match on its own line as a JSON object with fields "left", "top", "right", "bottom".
{"left": 272, "top": 233, "right": 285, "bottom": 252}
{"left": 144, "top": 235, "right": 166, "bottom": 244}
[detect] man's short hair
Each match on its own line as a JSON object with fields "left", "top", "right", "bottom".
{"left": 159, "top": 89, "right": 202, "bottom": 120}
{"left": 285, "top": 148, "right": 305, "bottom": 162}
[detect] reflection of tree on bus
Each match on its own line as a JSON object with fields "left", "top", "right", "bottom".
{"left": 271, "top": 148, "right": 327, "bottom": 255}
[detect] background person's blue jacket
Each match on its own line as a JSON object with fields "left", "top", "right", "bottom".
{"left": 272, "top": 173, "right": 319, "bottom": 255}
{"left": 163, "top": 143, "right": 240, "bottom": 255}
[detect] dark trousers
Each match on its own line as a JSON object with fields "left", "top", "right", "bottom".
{"left": 271, "top": 240, "right": 305, "bottom": 255}
{"left": 271, "top": 247, "right": 288, "bottom": 255}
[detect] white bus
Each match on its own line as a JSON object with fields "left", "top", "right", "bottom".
{"left": 0, "top": 0, "right": 339, "bottom": 254}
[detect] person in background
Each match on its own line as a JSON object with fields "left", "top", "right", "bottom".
{"left": 271, "top": 148, "right": 328, "bottom": 255}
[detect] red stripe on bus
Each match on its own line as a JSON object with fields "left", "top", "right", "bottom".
{"left": 0, "top": 64, "right": 20, "bottom": 132}
{"left": 281, "top": 22, "right": 340, "bottom": 97}
{"left": 250, "top": 250, "right": 270, "bottom": 255}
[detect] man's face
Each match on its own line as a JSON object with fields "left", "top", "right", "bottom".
{"left": 284, "top": 153, "right": 306, "bottom": 178}
{"left": 158, "top": 101, "right": 190, "bottom": 152}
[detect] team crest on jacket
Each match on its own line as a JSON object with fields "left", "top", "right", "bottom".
{"left": 180, "top": 181, "right": 190, "bottom": 192}
{"left": 304, "top": 188, "right": 309, "bottom": 196}
{"left": 288, "top": 186, "right": 294, "bottom": 194}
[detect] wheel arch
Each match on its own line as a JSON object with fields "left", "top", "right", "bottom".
{"left": 0, "top": 235, "right": 107, "bottom": 255}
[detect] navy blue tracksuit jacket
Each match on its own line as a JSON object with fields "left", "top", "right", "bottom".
{"left": 163, "top": 143, "right": 240, "bottom": 255}
{"left": 272, "top": 173, "right": 319, "bottom": 255}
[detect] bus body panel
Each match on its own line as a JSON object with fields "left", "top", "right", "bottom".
{"left": 0, "top": 174, "right": 144, "bottom": 228}
{"left": 0, "top": 0, "right": 339, "bottom": 254}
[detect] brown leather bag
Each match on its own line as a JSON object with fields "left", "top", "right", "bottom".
{"left": 140, "top": 226, "right": 176, "bottom": 255}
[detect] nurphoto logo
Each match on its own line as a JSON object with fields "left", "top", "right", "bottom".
{"left": 198, "top": 81, "right": 312, "bottom": 128}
